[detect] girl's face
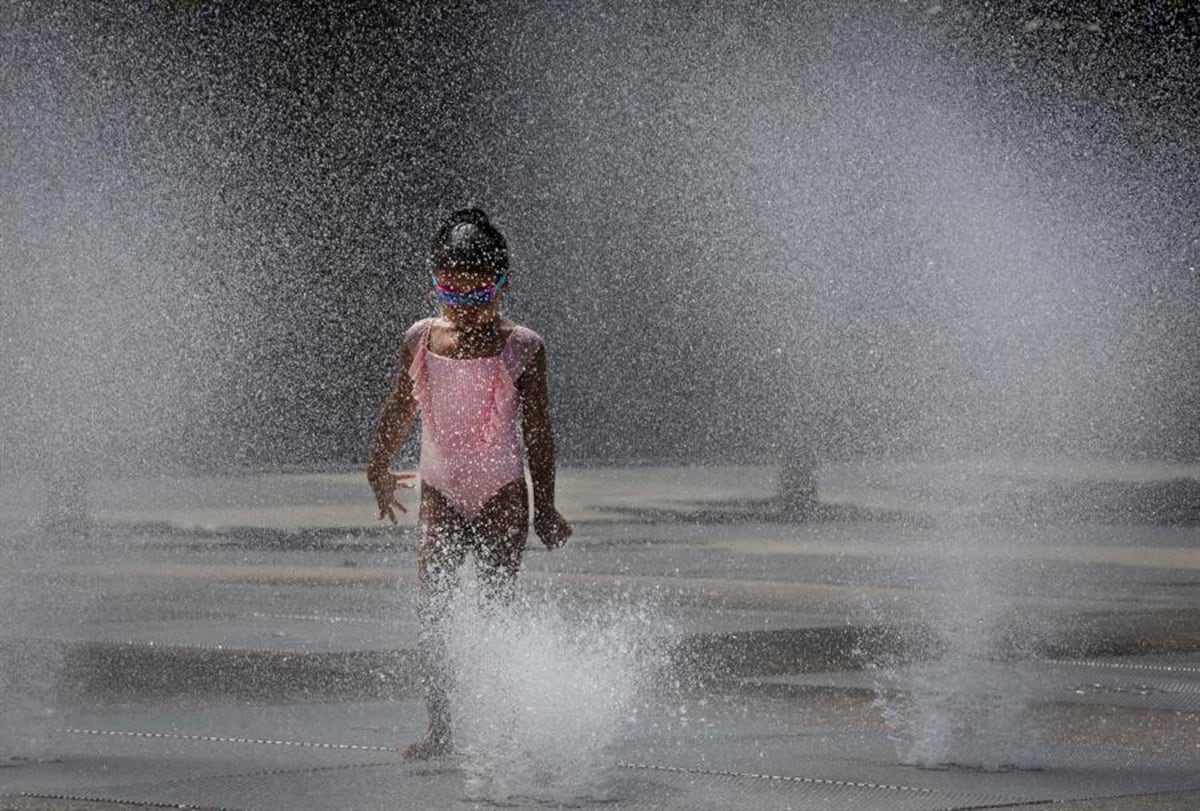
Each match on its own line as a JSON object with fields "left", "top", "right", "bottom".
{"left": 432, "top": 267, "right": 506, "bottom": 330}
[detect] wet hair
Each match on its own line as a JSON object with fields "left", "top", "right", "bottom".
{"left": 429, "top": 208, "right": 509, "bottom": 279}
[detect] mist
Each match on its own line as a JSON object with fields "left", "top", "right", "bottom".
{"left": 2, "top": 2, "right": 1196, "bottom": 476}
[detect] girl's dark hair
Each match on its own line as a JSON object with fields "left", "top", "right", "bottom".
{"left": 430, "top": 208, "right": 508, "bottom": 278}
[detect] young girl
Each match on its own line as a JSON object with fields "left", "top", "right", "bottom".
{"left": 367, "top": 208, "right": 571, "bottom": 760}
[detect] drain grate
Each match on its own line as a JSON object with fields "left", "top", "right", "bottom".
{"left": 1049, "top": 658, "right": 1200, "bottom": 676}
{"left": 1045, "top": 659, "right": 1200, "bottom": 712}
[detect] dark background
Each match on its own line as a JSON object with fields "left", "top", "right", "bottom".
{"left": 2, "top": 1, "right": 1197, "bottom": 475}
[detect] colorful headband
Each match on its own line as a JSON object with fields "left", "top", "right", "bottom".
{"left": 430, "top": 270, "right": 508, "bottom": 307}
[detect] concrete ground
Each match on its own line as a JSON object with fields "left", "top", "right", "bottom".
{"left": 1, "top": 458, "right": 1199, "bottom": 809}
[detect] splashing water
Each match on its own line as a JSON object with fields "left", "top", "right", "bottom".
{"left": 873, "top": 646, "right": 1047, "bottom": 772}
{"left": 0, "top": 538, "right": 66, "bottom": 762}
{"left": 442, "top": 576, "right": 669, "bottom": 804}
{"left": 870, "top": 504, "right": 1051, "bottom": 771}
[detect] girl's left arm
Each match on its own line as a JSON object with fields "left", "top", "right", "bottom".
{"left": 518, "top": 346, "right": 572, "bottom": 548}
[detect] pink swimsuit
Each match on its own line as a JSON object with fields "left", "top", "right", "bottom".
{"left": 404, "top": 318, "right": 543, "bottom": 518}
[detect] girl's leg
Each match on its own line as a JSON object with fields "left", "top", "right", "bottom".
{"left": 473, "top": 479, "right": 529, "bottom": 605}
{"left": 403, "top": 486, "right": 469, "bottom": 760}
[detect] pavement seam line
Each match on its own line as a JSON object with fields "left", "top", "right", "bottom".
{"left": 59, "top": 728, "right": 398, "bottom": 753}
{"left": 616, "top": 760, "right": 936, "bottom": 794}
{"left": 18, "top": 790, "right": 229, "bottom": 810}
{"left": 62, "top": 729, "right": 937, "bottom": 796}
{"left": 248, "top": 611, "right": 397, "bottom": 625}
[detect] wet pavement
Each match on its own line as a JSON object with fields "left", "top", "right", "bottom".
{"left": 1, "top": 459, "right": 1199, "bottom": 809}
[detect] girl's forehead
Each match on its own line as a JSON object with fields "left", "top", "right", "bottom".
{"left": 433, "top": 266, "right": 497, "bottom": 285}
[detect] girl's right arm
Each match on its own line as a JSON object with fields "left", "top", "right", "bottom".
{"left": 367, "top": 343, "right": 417, "bottom": 524}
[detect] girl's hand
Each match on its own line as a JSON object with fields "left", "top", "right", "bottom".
{"left": 371, "top": 471, "right": 416, "bottom": 524}
{"left": 534, "top": 508, "right": 572, "bottom": 549}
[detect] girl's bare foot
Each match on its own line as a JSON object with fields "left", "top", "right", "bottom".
{"left": 399, "top": 728, "right": 452, "bottom": 761}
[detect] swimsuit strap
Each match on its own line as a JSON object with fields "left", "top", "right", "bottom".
{"left": 405, "top": 318, "right": 434, "bottom": 431}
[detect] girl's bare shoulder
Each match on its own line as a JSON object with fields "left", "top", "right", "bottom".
{"left": 404, "top": 317, "right": 435, "bottom": 339}
{"left": 399, "top": 317, "right": 433, "bottom": 357}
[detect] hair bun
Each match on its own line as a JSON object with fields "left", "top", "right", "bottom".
{"left": 430, "top": 207, "right": 509, "bottom": 276}
{"left": 447, "top": 208, "right": 491, "bottom": 228}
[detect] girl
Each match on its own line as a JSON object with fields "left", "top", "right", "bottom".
{"left": 367, "top": 208, "right": 571, "bottom": 760}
